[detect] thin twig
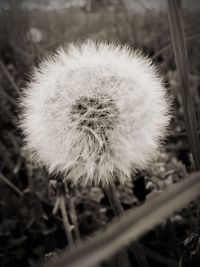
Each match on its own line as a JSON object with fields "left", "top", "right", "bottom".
{"left": 57, "top": 183, "right": 74, "bottom": 247}
{"left": 133, "top": 0, "right": 152, "bottom": 12}
{"left": 0, "top": 84, "right": 18, "bottom": 106}
{"left": 69, "top": 197, "right": 80, "bottom": 242}
{"left": 59, "top": 194, "right": 74, "bottom": 247}
{"left": 152, "top": 34, "right": 200, "bottom": 60}
{"left": 65, "top": 183, "right": 80, "bottom": 243}
{"left": 0, "top": 172, "right": 23, "bottom": 196}
{"left": 0, "top": 59, "right": 20, "bottom": 93}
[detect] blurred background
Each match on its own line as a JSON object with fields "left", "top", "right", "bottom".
{"left": 0, "top": 0, "right": 200, "bottom": 267}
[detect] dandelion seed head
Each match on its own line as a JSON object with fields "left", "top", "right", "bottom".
{"left": 20, "top": 40, "right": 171, "bottom": 187}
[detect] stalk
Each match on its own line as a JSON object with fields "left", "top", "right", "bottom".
{"left": 41, "top": 171, "right": 200, "bottom": 267}
{"left": 167, "top": 0, "right": 200, "bottom": 170}
{"left": 57, "top": 182, "right": 74, "bottom": 247}
{"left": 104, "top": 183, "right": 149, "bottom": 267}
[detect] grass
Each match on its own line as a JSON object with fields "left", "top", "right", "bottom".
{"left": 168, "top": 0, "right": 200, "bottom": 170}
{"left": 42, "top": 171, "right": 200, "bottom": 267}
{"left": 1, "top": 1, "right": 200, "bottom": 267}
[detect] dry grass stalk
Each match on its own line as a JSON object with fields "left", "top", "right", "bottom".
{"left": 40, "top": 171, "right": 200, "bottom": 267}
{"left": 167, "top": 0, "right": 200, "bottom": 170}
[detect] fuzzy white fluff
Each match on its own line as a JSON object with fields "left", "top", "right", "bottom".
{"left": 20, "top": 41, "right": 171, "bottom": 187}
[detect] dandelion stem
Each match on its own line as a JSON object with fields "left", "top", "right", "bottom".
{"left": 104, "top": 182, "right": 149, "bottom": 267}
{"left": 42, "top": 171, "right": 200, "bottom": 267}
{"left": 104, "top": 183, "right": 124, "bottom": 216}
{"left": 58, "top": 182, "right": 74, "bottom": 247}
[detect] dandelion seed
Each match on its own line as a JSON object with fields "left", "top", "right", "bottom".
{"left": 20, "top": 40, "right": 171, "bottom": 187}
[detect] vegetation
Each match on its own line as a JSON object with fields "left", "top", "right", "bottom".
{"left": 0, "top": 1, "right": 200, "bottom": 267}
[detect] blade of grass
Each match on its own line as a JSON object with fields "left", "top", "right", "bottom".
{"left": 0, "top": 59, "right": 20, "bottom": 94}
{"left": 57, "top": 182, "right": 74, "bottom": 247}
{"left": 0, "top": 172, "right": 23, "bottom": 196}
{"left": 153, "top": 34, "right": 200, "bottom": 60}
{"left": 39, "top": 171, "right": 200, "bottom": 267}
{"left": 167, "top": 0, "right": 200, "bottom": 170}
